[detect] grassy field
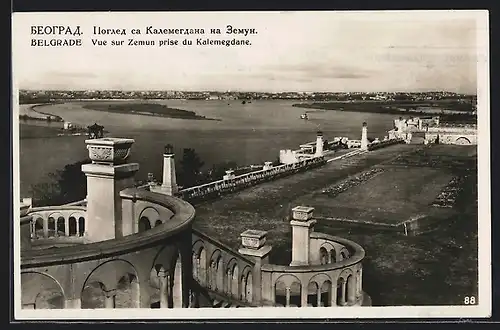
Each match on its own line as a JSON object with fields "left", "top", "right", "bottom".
{"left": 193, "top": 144, "right": 419, "bottom": 248}
{"left": 193, "top": 143, "right": 478, "bottom": 306}
{"left": 298, "top": 166, "right": 455, "bottom": 225}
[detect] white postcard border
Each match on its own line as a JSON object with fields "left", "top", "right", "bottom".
{"left": 11, "top": 10, "right": 491, "bottom": 320}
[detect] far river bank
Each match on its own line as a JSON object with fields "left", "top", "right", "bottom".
{"left": 293, "top": 100, "right": 477, "bottom": 124}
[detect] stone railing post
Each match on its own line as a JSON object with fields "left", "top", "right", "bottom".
{"left": 238, "top": 229, "right": 272, "bottom": 305}
{"left": 290, "top": 206, "right": 316, "bottom": 266}
{"left": 82, "top": 138, "right": 139, "bottom": 242}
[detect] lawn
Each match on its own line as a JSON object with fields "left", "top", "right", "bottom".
{"left": 193, "top": 143, "right": 478, "bottom": 306}
{"left": 297, "top": 166, "right": 455, "bottom": 225}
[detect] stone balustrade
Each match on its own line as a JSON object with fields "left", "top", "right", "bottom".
{"left": 260, "top": 233, "right": 366, "bottom": 307}
{"left": 20, "top": 192, "right": 195, "bottom": 310}
{"left": 178, "top": 156, "right": 326, "bottom": 203}
{"left": 120, "top": 188, "right": 182, "bottom": 236}
{"left": 191, "top": 228, "right": 257, "bottom": 305}
{"left": 368, "top": 138, "right": 404, "bottom": 151}
{"left": 28, "top": 206, "right": 88, "bottom": 242}
{"left": 62, "top": 199, "right": 87, "bottom": 207}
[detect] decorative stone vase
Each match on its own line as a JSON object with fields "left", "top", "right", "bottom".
{"left": 86, "top": 137, "right": 135, "bottom": 165}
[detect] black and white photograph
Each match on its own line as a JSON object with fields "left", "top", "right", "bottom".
{"left": 12, "top": 10, "right": 491, "bottom": 320}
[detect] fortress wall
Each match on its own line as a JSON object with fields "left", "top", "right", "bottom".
{"left": 425, "top": 133, "right": 477, "bottom": 145}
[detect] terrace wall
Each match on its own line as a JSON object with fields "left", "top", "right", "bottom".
{"left": 20, "top": 189, "right": 196, "bottom": 309}
{"left": 177, "top": 156, "right": 326, "bottom": 203}
{"left": 368, "top": 138, "right": 405, "bottom": 151}
{"left": 260, "top": 233, "right": 366, "bottom": 307}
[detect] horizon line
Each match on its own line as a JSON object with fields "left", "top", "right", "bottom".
{"left": 19, "top": 89, "right": 477, "bottom": 95}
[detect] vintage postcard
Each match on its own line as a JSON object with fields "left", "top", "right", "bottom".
{"left": 11, "top": 10, "right": 491, "bottom": 320}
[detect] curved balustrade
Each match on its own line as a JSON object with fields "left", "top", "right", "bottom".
{"left": 27, "top": 206, "right": 88, "bottom": 243}
{"left": 191, "top": 228, "right": 256, "bottom": 304}
{"left": 62, "top": 199, "right": 87, "bottom": 207}
{"left": 120, "top": 189, "right": 179, "bottom": 235}
{"left": 20, "top": 191, "right": 196, "bottom": 310}
{"left": 260, "top": 233, "right": 365, "bottom": 307}
{"left": 178, "top": 156, "right": 326, "bottom": 203}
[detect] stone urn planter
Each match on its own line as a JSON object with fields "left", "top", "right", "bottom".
{"left": 85, "top": 137, "right": 135, "bottom": 165}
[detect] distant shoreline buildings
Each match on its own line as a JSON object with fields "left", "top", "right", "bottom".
{"left": 19, "top": 89, "right": 477, "bottom": 105}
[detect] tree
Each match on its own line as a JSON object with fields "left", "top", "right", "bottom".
{"left": 206, "top": 161, "right": 238, "bottom": 182}
{"left": 178, "top": 148, "right": 205, "bottom": 188}
{"left": 323, "top": 139, "right": 329, "bottom": 151}
{"left": 30, "top": 159, "right": 90, "bottom": 206}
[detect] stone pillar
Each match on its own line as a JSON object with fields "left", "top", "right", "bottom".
{"left": 208, "top": 261, "right": 215, "bottom": 289}
{"left": 64, "top": 298, "right": 81, "bottom": 309}
{"left": 131, "top": 280, "right": 140, "bottom": 308}
{"left": 330, "top": 282, "right": 336, "bottom": 306}
{"left": 82, "top": 138, "right": 139, "bottom": 242}
{"left": 300, "top": 286, "right": 308, "bottom": 307}
{"left": 361, "top": 122, "right": 368, "bottom": 151}
{"left": 317, "top": 287, "right": 322, "bottom": 307}
{"left": 347, "top": 277, "right": 357, "bottom": 305}
{"left": 227, "top": 269, "right": 233, "bottom": 293}
{"left": 196, "top": 258, "right": 201, "bottom": 284}
{"left": 285, "top": 287, "right": 291, "bottom": 307}
{"left": 104, "top": 289, "right": 117, "bottom": 308}
{"left": 289, "top": 206, "right": 316, "bottom": 266}
{"left": 315, "top": 131, "right": 324, "bottom": 157}
{"left": 119, "top": 192, "right": 135, "bottom": 236}
{"left": 160, "top": 144, "right": 178, "bottom": 196}
{"left": 158, "top": 270, "right": 169, "bottom": 308}
{"left": 43, "top": 217, "right": 49, "bottom": 238}
{"left": 173, "top": 259, "right": 183, "bottom": 308}
{"left": 339, "top": 281, "right": 347, "bottom": 306}
{"left": 238, "top": 229, "right": 272, "bottom": 304}
{"left": 357, "top": 268, "right": 363, "bottom": 297}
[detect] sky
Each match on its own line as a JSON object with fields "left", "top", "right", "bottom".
{"left": 12, "top": 11, "right": 487, "bottom": 93}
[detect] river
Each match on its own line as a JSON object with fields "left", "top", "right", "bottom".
{"left": 18, "top": 100, "right": 397, "bottom": 197}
